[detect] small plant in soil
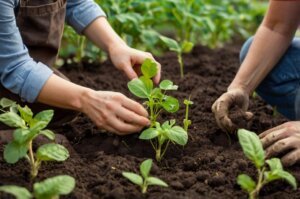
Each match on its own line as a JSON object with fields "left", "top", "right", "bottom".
{"left": 237, "top": 129, "right": 297, "bottom": 199}
{"left": 183, "top": 98, "right": 193, "bottom": 132}
{"left": 0, "top": 98, "right": 69, "bottom": 179}
{"left": 159, "top": 36, "right": 194, "bottom": 78}
{"left": 0, "top": 175, "right": 75, "bottom": 199}
{"left": 128, "top": 59, "right": 189, "bottom": 161}
{"left": 122, "top": 159, "right": 168, "bottom": 193}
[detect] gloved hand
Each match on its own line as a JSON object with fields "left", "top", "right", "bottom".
{"left": 211, "top": 88, "right": 253, "bottom": 132}
{"left": 259, "top": 121, "right": 300, "bottom": 166}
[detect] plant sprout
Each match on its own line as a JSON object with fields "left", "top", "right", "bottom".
{"left": 0, "top": 175, "right": 76, "bottom": 199}
{"left": 160, "top": 36, "right": 194, "bottom": 78}
{"left": 0, "top": 98, "right": 69, "bottom": 179}
{"left": 237, "top": 129, "right": 297, "bottom": 199}
{"left": 183, "top": 98, "right": 193, "bottom": 132}
{"left": 122, "top": 159, "right": 168, "bottom": 193}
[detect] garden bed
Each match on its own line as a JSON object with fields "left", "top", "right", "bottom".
{"left": 1, "top": 43, "right": 299, "bottom": 199}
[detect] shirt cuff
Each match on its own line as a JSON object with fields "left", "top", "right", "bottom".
{"left": 21, "top": 62, "right": 53, "bottom": 103}
{"left": 69, "top": 3, "right": 106, "bottom": 34}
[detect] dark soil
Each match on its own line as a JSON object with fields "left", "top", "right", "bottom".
{"left": 1, "top": 42, "right": 300, "bottom": 199}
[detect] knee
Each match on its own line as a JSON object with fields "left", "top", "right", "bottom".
{"left": 239, "top": 37, "right": 254, "bottom": 63}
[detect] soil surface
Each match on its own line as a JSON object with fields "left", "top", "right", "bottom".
{"left": 1, "top": 43, "right": 300, "bottom": 199}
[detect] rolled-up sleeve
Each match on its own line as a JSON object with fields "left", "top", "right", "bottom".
{"left": 66, "top": 0, "right": 106, "bottom": 34}
{"left": 0, "top": 0, "right": 53, "bottom": 103}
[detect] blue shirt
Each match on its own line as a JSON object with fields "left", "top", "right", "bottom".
{"left": 0, "top": 0, "right": 106, "bottom": 102}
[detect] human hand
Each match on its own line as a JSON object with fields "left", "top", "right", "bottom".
{"left": 211, "top": 88, "right": 253, "bottom": 132}
{"left": 108, "top": 44, "right": 161, "bottom": 84}
{"left": 80, "top": 90, "right": 150, "bottom": 135}
{"left": 259, "top": 121, "right": 300, "bottom": 166}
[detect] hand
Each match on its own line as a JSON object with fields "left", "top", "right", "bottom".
{"left": 211, "top": 88, "right": 253, "bottom": 132}
{"left": 108, "top": 44, "right": 161, "bottom": 84}
{"left": 80, "top": 90, "right": 150, "bottom": 135}
{"left": 259, "top": 121, "right": 300, "bottom": 166}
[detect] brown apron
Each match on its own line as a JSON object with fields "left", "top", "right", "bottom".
{"left": 0, "top": 0, "right": 77, "bottom": 129}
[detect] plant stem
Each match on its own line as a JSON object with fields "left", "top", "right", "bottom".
{"left": 250, "top": 167, "right": 266, "bottom": 199}
{"left": 141, "top": 184, "right": 148, "bottom": 194}
{"left": 177, "top": 53, "right": 184, "bottom": 78}
{"left": 156, "top": 141, "right": 162, "bottom": 162}
{"left": 28, "top": 140, "right": 38, "bottom": 178}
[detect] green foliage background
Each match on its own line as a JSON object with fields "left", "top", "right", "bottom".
{"left": 59, "top": 0, "right": 267, "bottom": 63}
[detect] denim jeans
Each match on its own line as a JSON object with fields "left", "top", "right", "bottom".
{"left": 240, "top": 37, "right": 300, "bottom": 120}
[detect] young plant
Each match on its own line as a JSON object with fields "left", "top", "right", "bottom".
{"left": 128, "top": 58, "right": 179, "bottom": 126}
{"left": 183, "top": 98, "right": 193, "bottom": 132}
{"left": 122, "top": 159, "right": 168, "bottom": 193}
{"left": 0, "top": 175, "right": 75, "bottom": 199}
{"left": 237, "top": 129, "right": 297, "bottom": 199}
{"left": 160, "top": 36, "right": 194, "bottom": 78}
{"left": 0, "top": 98, "right": 69, "bottom": 179}
{"left": 140, "top": 120, "right": 188, "bottom": 162}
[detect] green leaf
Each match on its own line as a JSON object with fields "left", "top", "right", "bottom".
{"left": 237, "top": 174, "right": 256, "bottom": 193}
{"left": 139, "top": 128, "right": 159, "bottom": 140}
{"left": 146, "top": 177, "right": 168, "bottom": 187}
{"left": 140, "top": 159, "right": 152, "bottom": 179}
{"left": 33, "top": 175, "right": 75, "bottom": 199}
{"left": 4, "top": 141, "right": 28, "bottom": 164}
{"left": 159, "top": 80, "right": 178, "bottom": 90}
{"left": 0, "top": 98, "right": 16, "bottom": 108}
{"left": 13, "top": 129, "right": 32, "bottom": 144}
{"left": 128, "top": 78, "right": 151, "bottom": 99}
{"left": 122, "top": 172, "right": 143, "bottom": 186}
{"left": 30, "top": 110, "right": 54, "bottom": 129}
{"left": 266, "top": 158, "right": 283, "bottom": 171}
{"left": 0, "top": 112, "right": 26, "bottom": 128}
{"left": 39, "top": 130, "right": 55, "bottom": 141}
{"left": 36, "top": 143, "right": 69, "bottom": 162}
{"left": 167, "top": 126, "right": 188, "bottom": 146}
{"left": 18, "top": 105, "right": 33, "bottom": 124}
{"left": 162, "top": 96, "right": 179, "bottom": 113}
{"left": 0, "top": 185, "right": 32, "bottom": 199}
{"left": 181, "top": 41, "right": 194, "bottom": 53}
{"left": 141, "top": 59, "right": 158, "bottom": 78}
{"left": 160, "top": 36, "right": 180, "bottom": 53}
{"left": 140, "top": 76, "right": 153, "bottom": 95}
{"left": 265, "top": 170, "right": 297, "bottom": 190}
{"left": 237, "top": 129, "right": 265, "bottom": 169}
{"left": 151, "top": 88, "right": 163, "bottom": 98}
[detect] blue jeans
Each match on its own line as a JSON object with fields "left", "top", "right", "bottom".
{"left": 240, "top": 37, "right": 300, "bottom": 120}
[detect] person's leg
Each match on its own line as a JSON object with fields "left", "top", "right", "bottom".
{"left": 240, "top": 37, "right": 300, "bottom": 120}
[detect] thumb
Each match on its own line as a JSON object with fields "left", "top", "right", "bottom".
{"left": 122, "top": 62, "right": 138, "bottom": 80}
{"left": 243, "top": 111, "right": 254, "bottom": 120}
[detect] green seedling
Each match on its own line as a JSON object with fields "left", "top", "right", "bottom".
{"left": 0, "top": 98, "right": 69, "bottom": 179}
{"left": 237, "top": 129, "right": 297, "bottom": 199}
{"left": 0, "top": 175, "right": 75, "bottom": 199}
{"left": 140, "top": 120, "right": 188, "bottom": 162}
{"left": 160, "top": 36, "right": 193, "bottom": 78}
{"left": 122, "top": 159, "right": 168, "bottom": 193}
{"left": 128, "top": 58, "right": 179, "bottom": 127}
{"left": 183, "top": 98, "right": 193, "bottom": 132}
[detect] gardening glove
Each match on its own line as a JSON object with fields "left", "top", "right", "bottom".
{"left": 211, "top": 88, "right": 253, "bottom": 132}
{"left": 81, "top": 90, "right": 150, "bottom": 135}
{"left": 108, "top": 44, "right": 161, "bottom": 84}
{"left": 259, "top": 121, "right": 300, "bottom": 167}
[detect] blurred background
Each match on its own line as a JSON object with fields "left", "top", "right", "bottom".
{"left": 58, "top": 0, "right": 268, "bottom": 66}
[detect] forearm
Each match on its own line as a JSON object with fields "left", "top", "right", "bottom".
{"left": 36, "top": 74, "right": 89, "bottom": 112}
{"left": 83, "top": 17, "right": 126, "bottom": 52}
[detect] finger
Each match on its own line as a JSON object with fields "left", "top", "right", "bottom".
{"left": 243, "top": 111, "right": 254, "bottom": 120}
{"left": 153, "top": 61, "right": 161, "bottom": 84}
{"left": 259, "top": 124, "right": 285, "bottom": 139}
{"left": 260, "top": 128, "right": 291, "bottom": 148}
{"left": 122, "top": 62, "right": 138, "bottom": 80}
{"left": 121, "top": 97, "right": 149, "bottom": 118}
{"left": 265, "top": 137, "right": 296, "bottom": 158}
{"left": 116, "top": 107, "right": 149, "bottom": 126}
{"left": 108, "top": 118, "right": 143, "bottom": 135}
{"left": 281, "top": 149, "right": 300, "bottom": 167}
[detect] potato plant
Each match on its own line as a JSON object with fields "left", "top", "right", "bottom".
{"left": 0, "top": 175, "right": 75, "bottom": 199}
{"left": 128, "top": 59, "right": 188, "bottom": 161}
{"left": 122, "top": 159, "right": 168, "bottom": 193}
{"left": 0, "top": 98, "right": 69, "bottom": 179}
{"left": 237, "top": 129, "right": 297, "bottom": 199}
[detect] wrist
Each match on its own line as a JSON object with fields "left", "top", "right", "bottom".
{"left": 227, "top": 83, "right": 251, "bottom": 95}
{"left": 71, "top": 87, "right": 94, "bottom": 113}
{"left": 107, "top": 40, "right": 127, "bottom": 55}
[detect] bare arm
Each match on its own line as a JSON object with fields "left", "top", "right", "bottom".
{"left": 229, "top": 1, "right": 300, "bottom": 94}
